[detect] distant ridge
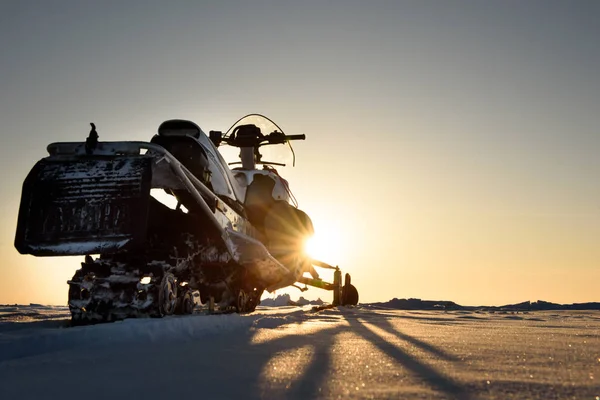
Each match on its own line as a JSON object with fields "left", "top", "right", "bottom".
{"left": 365, "top": 298, "right": 600, "bottom": 311}
{"left": 484, "top": 300, "right": 600, "bottom": 311}
{"left": 366, "top": 298, "right": 464, "bottom": 310}
{"left": 259, "top": 296, "right": 600, "bottom": 311}
{"left": 4, "top": 299, "right": 598, "bottom": 311}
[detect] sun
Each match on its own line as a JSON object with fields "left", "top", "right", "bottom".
{"left": 303, "top": 223, "right": 342, "bottom": 264}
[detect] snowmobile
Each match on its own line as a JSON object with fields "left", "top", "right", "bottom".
{"left": 14, "top": 114, "right": 358, "bottom": 323}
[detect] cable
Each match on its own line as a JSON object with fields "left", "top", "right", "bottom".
{"left": 287, "top": 140, "right": 296, "bottom": 167}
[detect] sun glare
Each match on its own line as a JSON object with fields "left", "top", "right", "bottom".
{"left": 303, "top": 224, "right": 342, "bottom": 264}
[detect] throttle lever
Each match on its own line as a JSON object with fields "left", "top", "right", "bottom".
{"left": 267, "top": 131, "right": 287, "bottom": 144}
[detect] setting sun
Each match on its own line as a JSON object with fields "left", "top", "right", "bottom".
{"left": 303, "top": 223, "right": 343, "bottom": 265}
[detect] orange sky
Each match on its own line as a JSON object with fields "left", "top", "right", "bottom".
{"left": 0, "top": 1, "right": 598, "bottom": 306}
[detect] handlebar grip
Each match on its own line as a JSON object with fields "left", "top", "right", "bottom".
{"left": 286, "top": 134, "right": 306, "bottom": 140}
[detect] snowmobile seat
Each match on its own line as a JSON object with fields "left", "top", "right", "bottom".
{"left": 150, "top": 134, "right": 211, "bottom": 185}
{"left": 157, "top": 119, "right": 201, "bottom": 138}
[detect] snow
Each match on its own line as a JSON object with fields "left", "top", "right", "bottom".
{"left": 0, "top": 303, "right": 598, "bottom": 399}
{"left": 28, "top": 239, "right": 131, "bottom": 255}
{"left": 0, "top": 305, "right": 306, "bottom": 363}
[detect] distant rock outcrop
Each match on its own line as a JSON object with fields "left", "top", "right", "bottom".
{"left": 367, "top": 298, "right": 464, "bottom": 310}
{"left": 294, "top": 296, "right": 324, "bottom": 306}
{"left": 363, "top": 298, "right": 600, "bottom": 311}
{"left": 260, "top": 294, "right": 325, "bottom": 307}
{"left": 260, "top": 295, "right": 600, "bottom": 311}
{"left": 484, "top": 300, "right": 600, "bottom": 311}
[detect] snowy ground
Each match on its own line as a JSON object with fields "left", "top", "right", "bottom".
{"left": 0, "top": 305, "right": 598, "bottom": 399}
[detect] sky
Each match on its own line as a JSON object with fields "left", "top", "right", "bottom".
{"left": 0, "top": 0, "right": 598, "bottom": 306}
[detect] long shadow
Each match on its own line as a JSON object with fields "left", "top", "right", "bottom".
{"left": 232, "top": 320, "right": 344, "bottom": 399}
{"left": 369, "top": 316, "right": 460, "bottom": 362}
{"left": 374, "top": 313, "right": 470, "bottom": 324}
{"left": 239, "top": 308, "right": 472, "bottom": 399}
{"left": 258, "top": 324, "right": 341, "bottom": 399}
{"left": 340, "top": 308, "right": 472, "bottom": 400}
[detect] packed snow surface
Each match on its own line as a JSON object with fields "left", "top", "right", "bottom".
{"left": 0, "top": 304, "right": 598, "bottom": 399}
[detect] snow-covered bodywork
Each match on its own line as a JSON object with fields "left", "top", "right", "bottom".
{"left": 14, "top": 115, "right": 358, "bottom": 323}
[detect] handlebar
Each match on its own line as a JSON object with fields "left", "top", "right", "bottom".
{"left": 217, "top": 125, "right": 306, "bottom": 148}
{"left": 285, "top": 134, "right": 305, "bottom": 141}
{"left": 216, "top": 118, "right": 305, "bottom": 167}
{"left": 262, "top": 131, "right": 305, "bottom": 145}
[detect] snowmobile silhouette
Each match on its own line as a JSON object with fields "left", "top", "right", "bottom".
{"left": 15, "top": 114, "right": 358, "bottom": 323}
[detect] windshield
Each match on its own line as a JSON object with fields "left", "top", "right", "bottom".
{"left": 218, "top": 114, "right": 297, "bottom": 169}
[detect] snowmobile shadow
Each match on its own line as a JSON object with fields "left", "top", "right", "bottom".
{"left": 245, "top": 320, "right": 340, "bottom": 399}
{"left": 339, "top": 309, "right": 472, "bottom": 400}
{"left": 237, "top": 308, "right": 471, "bottom": 399}
{"left": 366, "top": 316, "right": 460, "bottom": 362}
{"left": 382, "top": 313, "right": 468, "bottom": 324}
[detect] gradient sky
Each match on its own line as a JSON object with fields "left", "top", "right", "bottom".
{"left": 0, "top": 0, "right": 598, "bottom": 306}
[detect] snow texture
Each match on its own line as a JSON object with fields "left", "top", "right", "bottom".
{"left": 0, "top": 303, "right": 598, "bottom": 399}
{"left": 28, "top": 239, "right": 131, "bottom": 255}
